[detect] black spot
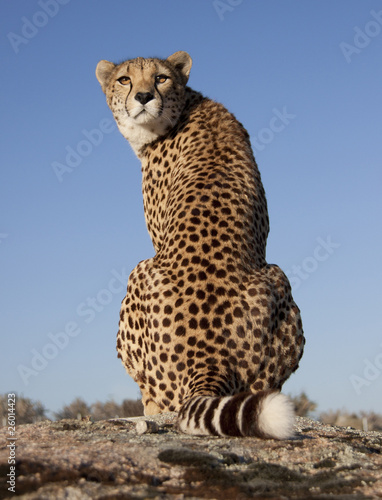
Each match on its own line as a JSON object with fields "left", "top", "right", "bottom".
{"left": 189, "top": 303, "right": 199, "bottom": 315}
{"left": 175, "top": 326, "right": 186, "bottom": 336}
{"left": 236, "top": 325, "right": 245, "bottom": 338}
{"left": 233, "top": 307, "right": 243, "bottom": 318}
{"left": 175, "top": 344, "right": 185, "bottom": 353}
{"left": 189, "top": 318, "right": 198, "bottom": 329}
{"left": 175, "top": 312, "right": 184, "bottom": 322}
{"left": 199, "top": 317, "right": 209, "bottom": 330}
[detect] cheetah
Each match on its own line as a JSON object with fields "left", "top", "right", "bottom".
{"left": 96, "top": 51, "right": 305, "bottom": 438}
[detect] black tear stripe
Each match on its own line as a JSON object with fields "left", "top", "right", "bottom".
{"left": 155, "top": 88, "right": 164, "bottom": 116}
{"left": 124, "top": 89, "right": 132, "bottom": 115}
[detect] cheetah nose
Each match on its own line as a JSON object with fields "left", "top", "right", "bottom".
{"left": 135, "top": 92, "right": 154, "bottom": 105}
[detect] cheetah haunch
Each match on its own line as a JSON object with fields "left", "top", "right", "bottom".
{"left": 96, "top": 51, "right": 305, "bottom": 438}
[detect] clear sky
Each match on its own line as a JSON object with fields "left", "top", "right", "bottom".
{"left": 1, "top": 1, "right": 381, "bottom": 418}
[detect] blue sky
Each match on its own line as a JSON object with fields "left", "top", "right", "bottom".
{"left": 1, "top": 1, "right": 381, "bottom": 418}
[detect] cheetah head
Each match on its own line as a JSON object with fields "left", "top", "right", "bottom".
{"left": 96, "top": 51, "right": 192, "bottom": 156}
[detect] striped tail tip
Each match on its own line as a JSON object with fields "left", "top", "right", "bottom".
{"left": 177, "top": 391, "right": 295, "bottom": 439}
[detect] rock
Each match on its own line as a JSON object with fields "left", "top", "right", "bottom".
{"left": 0, "top": 416, "right": 381, "bottom": 499}
{"left": 135, "top": 419, "right": 160, "bottom": 435}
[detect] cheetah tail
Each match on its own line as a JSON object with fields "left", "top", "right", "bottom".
{"left": 176, "top": 390, "right": 295, "bottom": 439}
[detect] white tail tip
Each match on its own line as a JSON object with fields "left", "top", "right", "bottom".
{"left": 258, "top": 392, "right": 295, "bottom": 439}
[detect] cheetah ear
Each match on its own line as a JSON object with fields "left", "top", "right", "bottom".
{"left": 167, "top": 51, "right": 192, "bottom": 84}
{"left": 96, "top": 60, "right": 116, "bottom": 93}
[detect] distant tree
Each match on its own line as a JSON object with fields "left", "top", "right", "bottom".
{"left": 319, "top": 409, "right": 341, "bottom": 426}
{"left": 120, "top": 399, "right": 144, "bottom": 417}
{"left": 0, "top": 394, "right": 47, "bottom": 425}
{"left": 0, "top": 395, "right": 10, "bottom": 426}
{"left": 54, "top": 397, "right": 144, "bottom": 421}
{"left": 290, "top": 392, "right": 317, "bottom": 417}
{"left": 320, "top": 410, "right": 360, "bottom": 429}
{"left": 320, "top": 409, "right": 382, "bottom": 432}
{"left": 17, "top": 397, "right": 47, "bottom": 424}
{"left": 54, "top": 397, "right": 91, "bottom": 420}
{"left": 91, "top": 400, "right": 121, "bottom": 420}
{"left": 90, "top": 399, "right": 144, "bottom": 420}
{"left": 360, "top": 411, "right": 382, "bottom": 431}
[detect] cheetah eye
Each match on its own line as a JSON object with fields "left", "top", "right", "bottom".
{"left": 155, "top": 75, "right": 168, "bottom": 84}
{"left": 117, "top": 76, "right": 131, "bottom": 85}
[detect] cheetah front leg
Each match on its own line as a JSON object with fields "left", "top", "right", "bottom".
{"left": 143, "top": 400, "right": 162, "bottom": 415}
{"left": 116, "top": 259, "right": 158, "bottom": 414}
{"left": 117, "top": 257, "right": 180, "bottom": 415}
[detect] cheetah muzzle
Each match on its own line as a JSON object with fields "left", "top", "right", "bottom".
{"left": 96, "top": 51, "right": 305, "bottom": 438}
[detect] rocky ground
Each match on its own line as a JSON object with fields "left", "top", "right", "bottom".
{"left": 0, "top": 414, "right": 381, "bottom": 499}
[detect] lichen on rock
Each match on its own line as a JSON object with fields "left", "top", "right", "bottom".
{"left": 0, "top": 416, "right": 381, "bottom": 499}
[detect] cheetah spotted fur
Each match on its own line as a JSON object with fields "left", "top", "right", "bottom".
{"left": 96, "top": 51, "right": 305, "bottom": 438}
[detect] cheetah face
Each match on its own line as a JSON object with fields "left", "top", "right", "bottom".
{"left": 96, "top": 51, "right": 192, "bottom": 156}
{"left": 112, "top": 69, "right": 169, "bottom": 125}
